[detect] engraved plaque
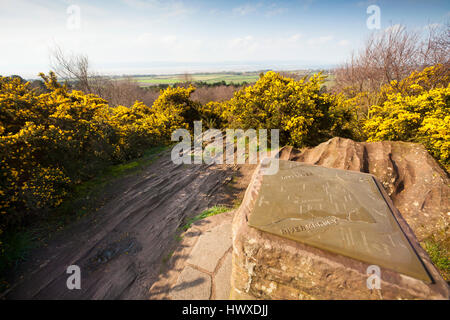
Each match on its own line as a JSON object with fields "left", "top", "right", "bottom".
{"left": 248, "top": 160, "right": 431, "bottom": 283}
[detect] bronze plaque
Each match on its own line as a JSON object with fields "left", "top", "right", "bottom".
{"left": 248, "top": 160, "right": 431, "bottom": 283}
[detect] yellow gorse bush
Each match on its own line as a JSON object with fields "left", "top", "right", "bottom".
{"left": 0, "top": 72, "right": 197, "bottom": 232}
{"left": 219, "top": 71, "right": 358, "bottom": 147}
{"left": 364, "top": 65, "right": 450, "bottom": 169}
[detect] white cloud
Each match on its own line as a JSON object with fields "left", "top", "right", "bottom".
{"left": 265, "top": 5, "right": 287, "bottom": 17}
{"left": 0, "top": 0, "right": 360, "bottom": 77}
{"left": 232, "top": 3, "right": 260, "bottom": 16}
{"left": 233, "top": 2, "right": 287, "bottom": 17}
{"left": 161, "top": 35, "right": 177, "bottom": 45}
{"left": 229, "top": 36, "right": 255, "bottom": 49}
{"left": 299, "top": 0, "right": 316, "bottom": 11}
{"left": 137, "top": 33, "right": 176, "bottom": 45}
{"left": 288, "top": 34, "right": 303, "bottom": 42}
{"left": 136, "top": 32, "right": 155, "bottom": 43}
{"left": 307, "top": 36, "right": 333, "bottom": 46}
{"left": 121, "top": 0, "right": 159, "bottom": 9}
{"left": 338, "top": 39, "right": 350, "bottom": 46}
{"left": 356, "top": 0, "right": 377, "bottom": 7}
{"left": 121, "top": 0, "right": 193, "bottom": 18}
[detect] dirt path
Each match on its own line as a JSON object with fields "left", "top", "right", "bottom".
{"left": 3, "top": 149, "right": 255, "bottom": 299}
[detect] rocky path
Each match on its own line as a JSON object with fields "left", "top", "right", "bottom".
{"left": 3, "top": 149, "right": 255, "bottom": 299}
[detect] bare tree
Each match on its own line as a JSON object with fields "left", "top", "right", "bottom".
{"left": 50, "top": 46, "right": 92, "bottom": 93}
{"left": 277, "top": 71, "right": 305, "bottom": 81}
{"left": 100, "top": 77, "right": 159, "bottom": 107}
{"left": 49, "top": 46, "right": 153, "bottom": 107}
{"left": 191, "top": 85, "right": 240, "bottom": 104}
{"left": 420, "top": 23, "right": 450, "bottom": 68}
{"left": 180, "top": 72, "right": 193, "bottom": 88}
{"left": 334, "top": 23, "right": 450, "bottom": 110}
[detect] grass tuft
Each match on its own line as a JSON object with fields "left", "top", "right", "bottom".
{"left": 423, "top": 238, "right": 449, "bottom": 281}
{"left": 179, "top": 206, "right": 230, "bottom": 231}
{"left": 0, "top": 231, "right": 35, "bottom": 292}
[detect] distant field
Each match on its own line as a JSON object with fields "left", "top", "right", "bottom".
{"left": 129, "top": 72, "right": 261, "bottom": 86}
{"left": 125, "top": 71, "right": 335, "bottom": 87}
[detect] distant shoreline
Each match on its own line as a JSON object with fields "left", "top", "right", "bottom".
{"left": 23, "top": 69, "right": 335, "bottom": 85}
{"left": 16, "top": 61, "right": 336, "bottom": 81}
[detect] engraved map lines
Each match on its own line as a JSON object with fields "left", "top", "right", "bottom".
{"left": 255, "top": 165, "right": 403, "bottom": 259}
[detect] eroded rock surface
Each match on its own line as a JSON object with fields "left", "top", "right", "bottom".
{"left": 278, "top": 137, "right": 449, "bottom": 243}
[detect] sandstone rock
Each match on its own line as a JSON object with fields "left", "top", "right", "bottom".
{"left": 231, "top": 141, "right": 450, "bottom": 300}
{"left": 169, "top": 266, "right": 211, "bottom": 300}
{"left": 215, "top": 252, "right": 232, "bottom": 300}
{"left": 149, "top": 210, "right": 234, "bottom": 300}
{"left": 278, "top": 137, "right": 449, "bottom": 244}
{"left": 187, "top": 223, "right": 232, "bottom": 273}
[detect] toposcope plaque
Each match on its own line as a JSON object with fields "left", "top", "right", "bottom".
{"left": 248, "top": 160, "right": 431, "bottom": 283}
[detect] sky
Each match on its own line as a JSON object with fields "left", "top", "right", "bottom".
{"left": 0, "top": 0, "right": 449, "bottom": 78}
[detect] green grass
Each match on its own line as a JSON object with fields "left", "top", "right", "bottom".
{"left": 0, "top": 231, "right": 35, "bottom": 292}
{"left": 116, "top": 70, "right": 338, "bottom": 88}
{"left": 69, "top": 146, "right": 168, "bottom": 205}
{"left": 127, "top": 71, "right": 336, "bottom": 87}
{"left": 162, "top": 250, "right": 175, "bottom": 264}
{"left": 179, "top": 206, "right": 230, "bottom": 231}
{"left": 423, "top": 238, "right": 450, "bottom": 281}
{"left": 231, "top": 198, "right": 242, "bottom": 209}
{"left": 135, "top": 78, "right": 181, "bottom": 85}
{"left": 162, "top": 206, "right": 230, "bottom": 268}
{"left": 130, "top": 72, "right": 261, "bottom": 86}
{"left": 200, "top": 75, "right": 259, "bottom": 84}
{"left": 162, "top": 206, "right": 230, "bottom": 267}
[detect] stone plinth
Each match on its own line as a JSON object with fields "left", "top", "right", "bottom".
{"left": 231, "top": 159, "right": 449, "bottom": 300}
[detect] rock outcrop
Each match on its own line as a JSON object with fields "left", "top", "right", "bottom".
{"left": 231, "top": 138, "right": 449, "bottom": 300}
{"left": 278, "top": 137, "right": 449, "bottom": 244}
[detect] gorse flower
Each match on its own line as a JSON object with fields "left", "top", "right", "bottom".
{"left": 364, "top": 65, "right": 449, "bottom": 169}
{"left": 217, "top": 71, "right": 358, "bottom": 147}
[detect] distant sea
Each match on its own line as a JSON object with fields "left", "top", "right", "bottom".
{"left": 20, "top": 60, "right": 337, "bottom": 80}
{"left": 94, "top": 60, "right": 337, "bottom": 76}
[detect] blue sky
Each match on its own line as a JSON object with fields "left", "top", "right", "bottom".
{"left": 1, "top": 0, "right": 449, "bottom": 78}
